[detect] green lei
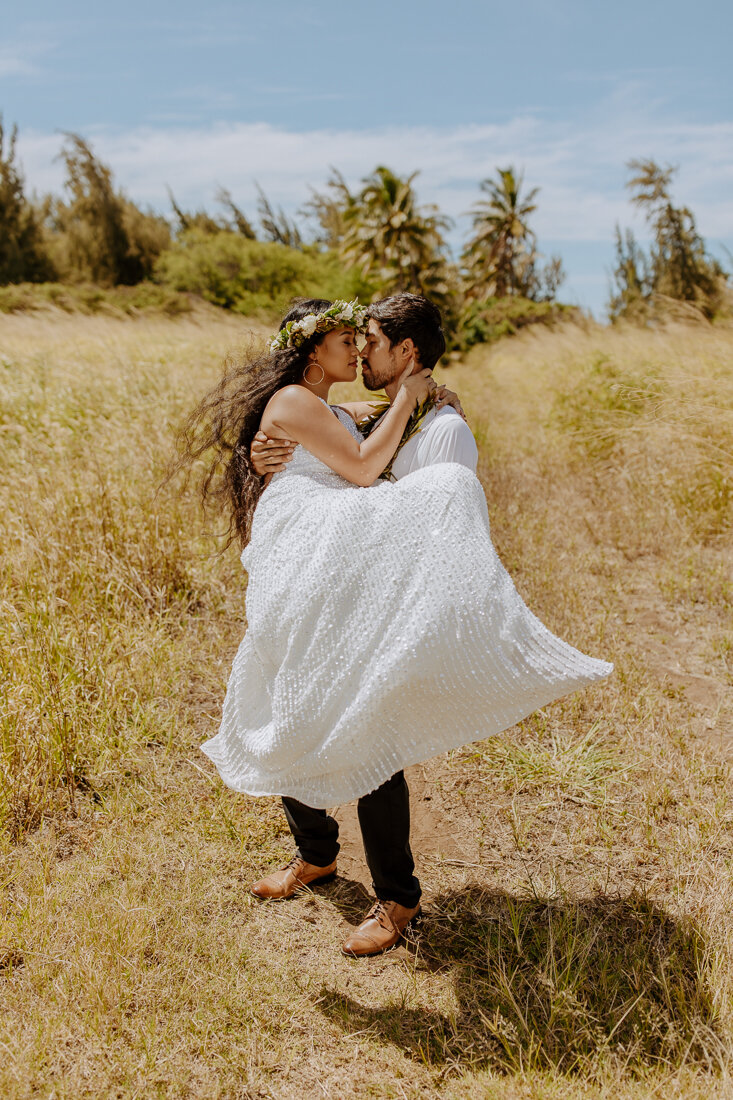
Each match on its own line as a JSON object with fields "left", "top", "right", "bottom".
{"left": 358, "top": 392, "right": 437, "bottom": 481}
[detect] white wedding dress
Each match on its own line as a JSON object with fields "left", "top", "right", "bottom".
{"left": 201, "top": 404, "right": 612, "bottom": 806}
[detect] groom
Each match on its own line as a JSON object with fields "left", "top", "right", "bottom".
{"left": 249, "top": 293, "right": 478, "bottom": 956}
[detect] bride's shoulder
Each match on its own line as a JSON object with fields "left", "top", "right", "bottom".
{"left": 266, "top": 385, "right": 324, "bottom": 415}
{"left": 262, "top": 385, "right": 328, "bottom": 433}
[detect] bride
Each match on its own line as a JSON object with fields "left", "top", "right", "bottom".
{"left": 185, "top": 296, "right": 612, "bottom": 808}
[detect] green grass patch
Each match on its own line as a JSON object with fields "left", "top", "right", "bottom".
{"left": 0, "top": 280, "right": 194, "bottom": 317}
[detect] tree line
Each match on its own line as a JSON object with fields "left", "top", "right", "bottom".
{"left": 0, "top": 118, "right": 729, "bottom": 340}
{"left": 610, "top": 159, "right": 728, "bottom": 321}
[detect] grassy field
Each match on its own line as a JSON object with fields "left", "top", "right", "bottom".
{"left": 1, "top": 310, "right": 732, "bottom": 1098}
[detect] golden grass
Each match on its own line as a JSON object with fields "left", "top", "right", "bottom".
{"left": 1, "top": 312, "right": 268, "bottom": 841}
{"left": 1, "top": 313, "right": 732, "bottom": 1097}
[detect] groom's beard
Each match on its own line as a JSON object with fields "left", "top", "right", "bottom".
{"left": 361, "top": 356, "right": 398, "bottom": 392}
{"left": 362, "top": 371, "right": 384, "bottom": 392}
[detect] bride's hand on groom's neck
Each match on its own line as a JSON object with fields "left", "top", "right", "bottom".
{"left": 396, "top": 366, "right": 434, "bottom": 411}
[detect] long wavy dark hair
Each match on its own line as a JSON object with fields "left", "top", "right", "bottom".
{"left": 177, "top": 298, "right": 334, "bottom": 549}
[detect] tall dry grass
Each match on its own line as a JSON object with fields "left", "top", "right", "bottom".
{"left": 0, "top": 313, "right": 731, "bottom": 1098}
{"left": 336, "top": 319, "right": 733, "bottom": 1089}
{"left": 0, "top": 312, "right": 267, "bottom": 841}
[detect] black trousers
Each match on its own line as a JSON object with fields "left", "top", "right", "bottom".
{"left": 281, "top": 771, "right": 421, "bottom": 909}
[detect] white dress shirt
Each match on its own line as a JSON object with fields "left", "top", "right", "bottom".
{"left": 389, "top": 406, "right": 478, "bottom": 480}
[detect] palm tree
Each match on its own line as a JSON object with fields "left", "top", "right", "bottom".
{"left": 340, "top": 165, "right": 452, "bottom": 298}
{"left": 463, "top": 167, "right": 539, "bottom": 299}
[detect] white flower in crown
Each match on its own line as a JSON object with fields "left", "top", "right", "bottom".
{"left": 268, "top": 298, "right": 368, "bottom": 352}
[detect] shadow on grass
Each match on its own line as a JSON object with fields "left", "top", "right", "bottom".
{"left": 319, "top": 884, "right": 727, "bottom": 1078}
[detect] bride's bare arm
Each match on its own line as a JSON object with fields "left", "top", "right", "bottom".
{"left": 251, "top": 383, "right": 467, "bottom": 477}
{"left": 262, "top": 372, "right": 431, "bottom": 487}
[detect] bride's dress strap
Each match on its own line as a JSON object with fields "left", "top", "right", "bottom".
{"left": 318, "top": 396, "right": 340, "bottom": 417}
{"left": 316, "top": 396, "right": 353, "bottom": 425}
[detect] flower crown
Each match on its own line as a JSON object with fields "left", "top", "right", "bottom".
{"left": 269, "top": 299, "right": 368, "bottom": 352}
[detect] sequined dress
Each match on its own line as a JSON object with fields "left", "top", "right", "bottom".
{"left": 201, "top": 405, "right": 612, "bottom": 806}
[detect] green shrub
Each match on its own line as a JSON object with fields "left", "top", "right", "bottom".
{"left": 154, "top": 230, "right": 372, "bottom": 319}
{"left": 0, "top": 281, "right": 192, "bottom": 317}
{"left": 457, "top": 296, "right": 579, "bottom": 350}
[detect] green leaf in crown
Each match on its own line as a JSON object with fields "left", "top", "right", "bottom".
{"left": 358, "top": 392, "right": 438, "bottom": 481}
{"left": 268, "top": 299, "right": 368, "bottom": 352}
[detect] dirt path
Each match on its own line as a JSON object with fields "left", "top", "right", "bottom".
{"left": 332, "top": 757, "right": 477, "bottom": 894}
{"left": 330, "top": 553, "right": 732, "bottom": 906}
{"left": 614, "top": 556, "right": 732, "bottom": 755}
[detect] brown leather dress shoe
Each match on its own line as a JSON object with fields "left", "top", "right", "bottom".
{"left": 341, "top": 899, "right": 422, "bottom": 957}
{"left": 250, "top": 855, "right": 337, "bottom": 900}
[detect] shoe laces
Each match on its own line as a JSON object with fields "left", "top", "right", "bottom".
{"left": 369, "top": 900, "right": 391, "bottom": 925}
{"left": 369, "top": 899, "right": 420, "bottom": 933}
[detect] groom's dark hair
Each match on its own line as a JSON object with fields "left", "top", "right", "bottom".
{"left": 367, "top": 293, "right": 446, "bottom": 371}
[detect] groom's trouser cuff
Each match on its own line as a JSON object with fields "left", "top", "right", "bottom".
{"left": 358, "top": 771, "right": 421, "bottom": 909}
{"left": 281, "top": 797, "right": 340, "bottom": 867}
{"left": 281, "top": 771, "right": 421, "bottom": 909}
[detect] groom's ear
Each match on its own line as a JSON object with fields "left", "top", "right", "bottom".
{"left": 397, "top": 337, "right": 419, "bottom": 370}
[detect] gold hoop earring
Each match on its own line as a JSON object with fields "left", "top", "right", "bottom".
{"left": 303, "top": 362, "right": 325, "bottom": 386}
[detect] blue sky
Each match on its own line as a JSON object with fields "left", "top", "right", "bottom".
{"left": 3, "top": 0, "right": 732, "bottom": 316}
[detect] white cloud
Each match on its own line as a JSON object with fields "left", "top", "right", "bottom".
{"left": 0, "top": 54, "right": 37, "bottom": 77}
{"left": 0, "top": 35, "right": 56, "bottom": 79}
{"left": 16, "top": 112, "right": 733, "bottom": 241}
{"left": 13, "top": 109, "right": 733, "bottom": 317}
